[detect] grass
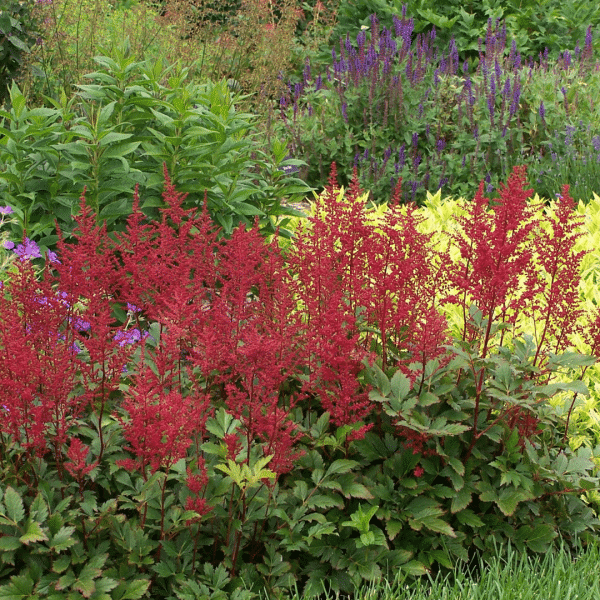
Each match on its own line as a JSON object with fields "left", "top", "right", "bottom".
{"left": 272, "top": 541, "right": 600, "bottom": 600}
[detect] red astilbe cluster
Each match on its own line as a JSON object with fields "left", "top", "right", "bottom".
{"left": 287, "top": 165, "right": 373, "bottom": 430}
{"left": 117, "top": 349, "right": 211, "bottom": 476}
{"left": 288, "top": 164, "right": 449, "bottom": 431}
{"left": 0, "top": 260, "right": 84, "bottom": 465}
{"left": 524, "top": 185, "right": 587, "bottom": 366}
{"left": 111, "top": 170, "right": 307, "bottom": 478}
{"left": 446, "top": 166, "right": 538, "bottom": 356}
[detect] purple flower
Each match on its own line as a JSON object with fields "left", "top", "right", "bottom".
{"left": 539, "top": 101, "right": 545, "bottom": 121}
{"left": 47, "top": 249, "right": 60, "bottom": 264}
{"left": 0, "top": 206, "right": 13, "bottom": 215}
{"left": 114, "top": 328, "right": 147, "bottom": 347}
{"left": 71, "top": 316, "right": 91, "bottom": 332}
{"left": 585, "top": 26, "right": 593, "bottom": 52}
{"left": 14, "top": 238, "right": 41, "bottom": 261}
{"left": 3, "top": 240, "right": 15, "bottom": 250}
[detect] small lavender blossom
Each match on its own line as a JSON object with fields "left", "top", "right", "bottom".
{"left": 0, "top": 206, "right": 13, "bottom": 215}
{"left": 47, "top": 249, "right": 60, "bottom": 264}
{"left": 114, "top": 328, "right": 147, "bottom": 347}
{"left": 14, "top": 238, "right": 41, "bottom": 261}
{"left": 538, "top": 101, "right": 546, "bottom": 121}
{"left": 3, "top": 240, "right": 14, "bottom": 250}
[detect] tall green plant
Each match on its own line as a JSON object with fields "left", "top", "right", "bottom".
{"left": 0, "top": 48, "right": 309, "bottom": 250}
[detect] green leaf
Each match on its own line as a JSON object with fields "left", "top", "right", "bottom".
{"left": 496, "top": 488, "right": 527, "bottom": 516}
{"left": 419, "top": 392, "right": 439, "bottom": 407}
{"left": 99, "top": 132, "right": 133, "bottom": 146}
{"left": 102, "top": 141, "right": 141, "bottom": 158}
{"left": 390, "top": 370, "right": 411, "bottom": 401}
{"left": 450, "top": 487, "right": 472, "bottom": 513}
{"left": 455, "top": 509, "right": 484, "bottom": 528}
{"left": 525, "top": 524, "right": 557, "bottom": 553}
{"left": 0, "top": 574, "right": 35, "bottom": 600}
{"left": 19, "top": 520, "right": 48, "bottom": 545}
{"left": 120, "top": 579, "right": 151, "bottom": 600}
{"left": 50, "top": 526, "right": 77, "bottom": 552}
{"left": 3, "top": 487, "right": 24, "bottom": 524}
{"left": 52, "top": 555, "right": 71, "bottom": 574}
{"left": 415, "top": 516, "right": 456, "bottom": 537}
{"left": 325, "top": 459, "right": 358, "bottom": 477}
{"left": 386, "top": 520, "right": 403, "bottom": 540}
{"left": 401, "top": 560, "right": 429, "bottom": 576}
{"left": 8, "top": 35, "right": 30, "bottom": 52}
{"left": 0, "top": 536, "right": 21, "bottom": 551}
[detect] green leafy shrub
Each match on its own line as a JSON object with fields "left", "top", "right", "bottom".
{"left": 0, "top": 49, "right": 308, "bottom": 250}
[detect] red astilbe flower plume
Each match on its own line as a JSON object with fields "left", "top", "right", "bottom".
{"left": 112, "top": 173, "right": 219, "bottom": 326}
{"left": 446, "top": 166, "right": 538, "bottom": 356}
{"left": 287, "top": 164, "right": 374, "bottom": 431}
{"left": 64, "top": 436, "right": 97, "bottom": 481}
{"left": 363, "top": 199, "right": 449, "bottom": 375}
{"left": 117, "top": 343, "right": 212, "bottom": 476}
{"left": 525, "top": 184, "right": 587, "bottom": 366}
{"left": 0, "top": 260, "right": 84, "bottom": 464}
{"left": 202, "top": 224, "right": 307, "bottom": 473}
{"left": 53, "top": 189, "right": 138, "bottom": 437}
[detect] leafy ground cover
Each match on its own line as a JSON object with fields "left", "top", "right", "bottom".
{"left": 2, "top": 0, "right": 600, "bottom": 598}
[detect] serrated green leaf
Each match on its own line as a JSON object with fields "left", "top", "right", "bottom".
{"left": 525, "top": 524, "right": 557, "bottom": 553}
{"left": 52, "top": 555, "right": 71, "bottom": 574}
{"left": 456, "top": 509, "right": 484, "bottom": 528}
{"left": 417, "top": 516, "right": 456, "bottom": 537}
{"left": 19, "top": 520, "right": 48, "bottom": 545}
{"left": 496, "top": 488, "right": 524, "bottom": 516}
{"left": 0, "top": 574, "right": 35, "bottom": 600}
{"left": 401, "top": 560, "right": 429, "bottom": 576}
{"left": 390, "top": 370, "right": 411, "bottom": 401}
{"left": 386, "top": 520, "right": 403, "bottom": 541}
{"left": 419, "top": 392, "right": 439, "bottom": 406}
{"left": 450, "top": 487, "right": 472, "bottom": 513}
{"left": 3, "top": 487, "right": 25, "bottom": 524}
{"left": 325, "top": 459, "right": 358, "bottom": 477}
{"left": 121, "top": 579, "right": 151, "bottom": 600}
{"left": 50, "top": 526, "right": 77, "bottom": 552}
{"left": 0, "top": 536, "right": 21, "bottom": 551}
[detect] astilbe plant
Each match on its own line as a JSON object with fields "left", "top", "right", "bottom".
{"left": 3, "top": 164, "right": 600, "bottom": 595}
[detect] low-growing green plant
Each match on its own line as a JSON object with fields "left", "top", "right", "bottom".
{"left": 0, "top": 49, "right": 309, "bottom": 251}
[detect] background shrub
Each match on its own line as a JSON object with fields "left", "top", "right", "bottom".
{"left": 0, "top": 48, "right": 308, "bottom": 251}
{"left": 269, "top": 12, "right": 599, "bottom": 203}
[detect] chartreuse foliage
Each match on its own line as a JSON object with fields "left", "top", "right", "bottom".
{"left": 0, "top": 46, "right": 308, "bottom": 251}
{"left": 1, "top": 167, "right": 600, "bottom": 598}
